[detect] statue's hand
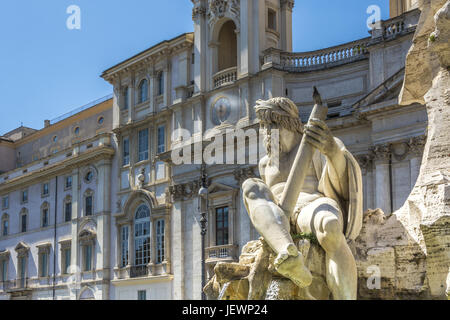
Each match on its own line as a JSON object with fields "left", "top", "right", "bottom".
{"left": 304, "top": 118, "right": 339, "bottom": 158}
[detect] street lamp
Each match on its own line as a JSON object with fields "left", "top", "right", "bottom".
{"left": 198, "top": 167, "right": 208, "bottom": 300}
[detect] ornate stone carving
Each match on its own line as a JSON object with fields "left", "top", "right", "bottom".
{"left": 169, "top": 179, "right": 205, "bottom": 202}
{"left": 137, "top": 167, "right": 146, "bottom": 189}
{"left": 208, "top": 0, "right": 240, "bottom": 25}
{"left": 281, "top": 0, "right": 295, "bottom": 11}
{"left": 390, "top": 142, "right": 410, "bottom": 161}
{"left": 192, "top": 6, "right": 207, "bottom": 20}
{"left": 355, "top": 154, "right": 373, "bottom": 173}
{"left": 408, "top": 135, "right": 427, "bottom": 157}
{"left": 233, "top": 166, "right": 258, "bottom": 185}
{"left": 370, "top": 144, "right": 391, "bottom": 162}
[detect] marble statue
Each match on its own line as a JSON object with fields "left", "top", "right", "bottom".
{"left": 241, "top": 88, "right": 363, "bottom": 300}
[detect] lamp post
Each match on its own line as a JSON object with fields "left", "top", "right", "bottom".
{"left": 198, "top": 166, "right": 208, "bottom": 301}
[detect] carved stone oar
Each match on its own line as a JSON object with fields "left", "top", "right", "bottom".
{"left": 279, "top": 87, "right": 328, "bottom": 215}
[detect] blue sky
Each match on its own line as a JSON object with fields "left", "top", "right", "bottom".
{"left": 0, "top": 0, "right": 389, "bottom": 135}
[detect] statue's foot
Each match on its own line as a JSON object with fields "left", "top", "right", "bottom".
{"left": 274, "top": 244, "right": 312, "bottom": 288}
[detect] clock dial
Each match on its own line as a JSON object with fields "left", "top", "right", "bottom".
{"left": 212, "top": 97, "right": 231, "bottom": 125}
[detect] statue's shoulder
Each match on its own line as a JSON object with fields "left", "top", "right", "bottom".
{"left": 333, "top": 137, "right": 346, "bottom": 150}
{"left": 259, "top": 155, "right": 270, "bottom": 176}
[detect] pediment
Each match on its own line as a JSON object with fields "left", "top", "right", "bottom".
{"left": 208, "top": 182, "right": 237, "bottom": 194}
{"left": 15, "top": 241, "right": 30, "bottom": 252}
{"left": 353, "top": 68, "right": 405, "bottom": 110}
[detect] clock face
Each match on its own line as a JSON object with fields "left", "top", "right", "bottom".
{"left": 212, "top": 96, "right": 231, "bottom": 125}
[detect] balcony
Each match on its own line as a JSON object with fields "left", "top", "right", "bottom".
{"left": 206, "top": 244, "right": 238, "bottom": 264}
{"left": 371, "top": 8, "right": 420, "bottom": 40}
{"left": 264, "top": 38, "right": 370, "bottom": 73}
{"left": 130, "top": 265, "right": 149, "bottom": 278}
{"left": 213, "top": 67, "right": 237, "bottom": 89}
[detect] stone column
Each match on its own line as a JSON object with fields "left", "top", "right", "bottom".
{"left": 408, "top": 136, "right": 426, "bottom": 190}
{"left": 148, "top": 68, "right": 156, "bottom": 114}
{"left": 280, "top": 0, "right": 295, "bottom": 52}
{"left": 113, "top": 83, "right": 121, "bottom": 129}
{"left": 192, "top": 2, "right": 207, "bottom": 93}
{"left": 128, "top": 76, "right": 135, "bottom": 124}
{"left": 171, "top": 201, "right": 184, "bottom": 300}
{"left": 95, "top": 159, "right": 111, "bottom": 299}
{"left": 356, "top": 154, "right": 374, "bottom": 212}
{"left": 372, "top": 144, "right": 392, "bottom": 215}
{"left": 163, "top": 61, "right": 171, "bottom": 108}
{"left": 70, "top": 169, "right": 79, "bottom": 270}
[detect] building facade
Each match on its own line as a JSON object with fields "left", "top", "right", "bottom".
{"left": 0, "top": 0, "right": 426, "bottom": 300}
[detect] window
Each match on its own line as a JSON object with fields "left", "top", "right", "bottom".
{"left": 268, "top": 9, "right": 277, "bottom": 31}
{"left": 42, "top": 183, "right": 49, "bottom": 196}
{"left": 158, "top": 73, "right": 164, "bottom": 96}
{"left": 138, "top": 129, "right": 149, "bottom": 162}
{"left": 2, "top": 218, "right": 8, "bottom": 236}
{"left": 21, "top": 190, "right": 28, "bottom": 203}
{"left": 157, "top": 125, "right": 166, "bottom": 154}
{"left": 134, "top": 205, "right": 151, "bottom": 267}
{"left": 121, "top": 226, "right": 129, "bottom": 267}
{"left": 123, "top": 87, "right": 129, "bottom": 110}
{"left": 65, "top": 176, "right": 72, "bottom": 189}
{"left": 138, "top": 290, "right": 147, "bottom": 301}
{"left": 20, "top": 210, "right": 28, "bottom": 233}
{"left": 98, "top": 116, "right": 104, "bottom": 125}
{"left": 18, "top": 256, "right": 27, "bottom": 287}
{"left": 2, "top": 196, "right": 8, "bottom": 210}
{"left": 74, "top": 127, "right": 80, "bottom": 136}
{"left": 62, "top": 247, "right": 71, "bottom": 275}
{"left": 1, "top": 259, "right": 7, "bottom": 282}
{"left": 138, "top": 79, "right": 148, "bottom": 103}
{"left": 42, "top": 207, "right": 49, "bottom": 228}
{"left": 53, "top": 136, "right": 58, "bottom": 143}
{"left": 156, "top": 219, "right": 165, "bottom": 264}
{"left": 215, "top": 207, "right": 229, "bottom": 246}
{"left": 39, "top": 250, "right": 49, "bottom": 278}
{"left": 85, "top": 195, "right": 93, "bottom": 216}
{"left": 85, "top": 171, "right": 94, "bottom": 183}
{"left": 65, "top": 200, "right": 72, "bottom": 222}
{"left": 83, "top": 245, "right": 93, "bottom": 271}
{"left": 123, "top": 137, "right": 130, "bottom": 166}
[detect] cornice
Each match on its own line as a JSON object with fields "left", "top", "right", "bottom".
{"left": 0, "top": 145, "right": 115, "bottom": 193}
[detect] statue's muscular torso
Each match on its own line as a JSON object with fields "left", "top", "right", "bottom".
{"left": 259, "top": 145, "right": 322, "bottom": 206}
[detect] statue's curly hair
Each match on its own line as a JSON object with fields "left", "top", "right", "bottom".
{"left": 255, "top": 97, "right": 304, "bottom": 134}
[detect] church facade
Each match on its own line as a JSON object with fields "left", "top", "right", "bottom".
{"left": 0, "top": 0, "right": 426, "bottom": 300}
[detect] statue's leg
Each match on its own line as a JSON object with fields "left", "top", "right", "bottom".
{"left": 242, "top": 178, "right": 312, "bottom": 288}
{"left": 297, "top": 197, "right": 357, "bottom": 300}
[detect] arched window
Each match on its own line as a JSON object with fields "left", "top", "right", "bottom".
{"left": 138, "top": 79, "right": 148, "bottom": 103}
{"left": 1, "top": 214, "right": 9, "bottom": 237}
{"left": 134, "top": 205, "right": 151, "bottom": 267}
{"left": 218, "top": 20, "right": 237, "bottom": 72}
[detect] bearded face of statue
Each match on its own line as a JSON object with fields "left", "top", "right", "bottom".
{"left": 260, "top": 120, "right": 300, "bottom": 158}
